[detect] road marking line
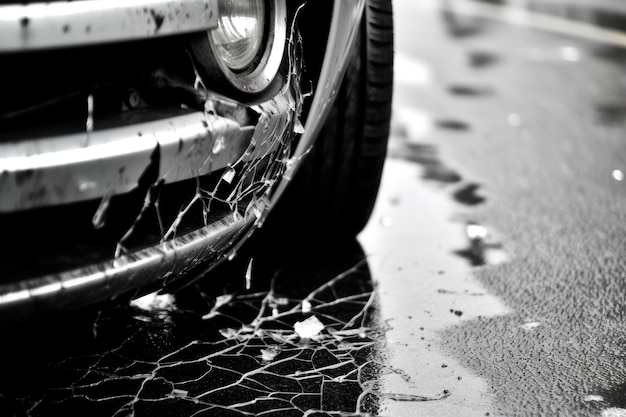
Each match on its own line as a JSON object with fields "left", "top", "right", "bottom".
{"left": 444, "top": 0, "right": 626, "bottom": 48}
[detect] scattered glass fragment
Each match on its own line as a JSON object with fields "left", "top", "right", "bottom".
{"left": 245, "top": 259, "right": 253, "bottom": 290}
{"left": 130, "top": 292, "right": 176, "bottom": 312}
{"left": 215, "top": 294, "right": 234, "bottom": 308}
{"left": 171, "top": 389, "right": 188, "bottom": 398}
{"left": 457, "top": 222, "right": 510, "bottom": 266}
{"left": 221, "top": 166, "right": 236, "bottom": 184}
{"left": 294, "top": 315, "right": 325, "bottom": 339}
{"left": 2, "top": 256, "right": 381, "bottom": 415}
{"left": 521, "top": 322, "right": 541, "bottom": 331}
{"left": 379, "top": 390, "right": 451, "bottom": 402}
{"left": 219, "top": 328, "right": 238, "bottom": 339}
{"left": 583, "top": 395, "right": 604, "bottom": 402}
{"left": 612, "top": 170, "right": 624, "bottom": 182}
{"left": 466, "top": 224, "right": 488, "bottom": 240}
{"left": 259, "top": 346, "right": 281, "bottom": 362}
{"left": 204, "top": 99, "right": 216, "bottom": 114}
{"left": 302, "top": 299, "right": 312, "bottom": 313}
{"left": 294, "top": 119, "right": 305, "bottom": 134}
{"left": 271, "top": 296, "right": 289, "bottom": 306}
{"left": 212, "top": 135, "right": 226, "bottom": 154}
{"left": 253, "top": 199, "right": 266, "bottom": 220}
{"left": 133, "top": 315, "right": 152, "bottom": 323}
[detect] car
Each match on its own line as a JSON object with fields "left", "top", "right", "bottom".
{"left": 0, "top": 0, "right": 394, "bottom": 321}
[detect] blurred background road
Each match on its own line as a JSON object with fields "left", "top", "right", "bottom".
{"left": 361, "top": 0, "right": 626, "bottom": 415}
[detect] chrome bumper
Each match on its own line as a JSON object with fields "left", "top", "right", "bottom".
{"left": 0, "top": 112, "right": 255, "bottom": 212}
{"left": 0, "top": 0, "right": 366, "bottom": 320}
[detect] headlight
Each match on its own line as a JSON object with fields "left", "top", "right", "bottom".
{"left": 192, "top": 0, "right": 287, "bottom": 94}
{"left": 210, "top": 0, "right": 265, "bottom": 71}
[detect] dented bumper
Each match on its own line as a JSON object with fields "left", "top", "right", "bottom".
{"left": 0, "top": 0, "right": 366, "bottom": 320}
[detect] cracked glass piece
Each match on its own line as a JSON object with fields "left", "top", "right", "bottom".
{"left": 294, "top": 315, "right": 325, "bottom": 339}
{"left": 466, "top": 223, "right": 487, "bottom": 241}
{"left": 212, "top": 135, "right": 227, "bottom": 154}
{"left": 259, "top": 346, "right": 281, "bottom": 363}
{"left": 221, "top": 165, "right": 237, "bottom": 184}
{"left": 294, "top": 119, "right": 305, "bottom": 134}
{"left": 130, "top": 292, "right": 177, "bottom": 312}
{"left": 245, "top": 259, "right": 253, "bottom": 290}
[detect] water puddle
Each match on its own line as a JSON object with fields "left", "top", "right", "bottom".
{"left": 360, "top": 158, "right": 512, "bottom": 416}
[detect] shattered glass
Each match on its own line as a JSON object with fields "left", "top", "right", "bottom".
{"left": 110, "top": 22, "right": 306, "bottom": 262}
{"left": 107, "top": 6, "right": 315, "bottom": 280}
{"left": 0, "top": 244, "right": 391, "bottom": 417}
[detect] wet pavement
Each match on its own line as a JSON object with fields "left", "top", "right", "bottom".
{"left": 379, "top": 0, "right": 626, "bottom": 415}
{"left": 2, "top": 0, "right": 626, "bottom": 416}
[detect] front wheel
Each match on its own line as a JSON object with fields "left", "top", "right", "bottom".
{"left": 268, "top": 0, "right": 394, "bottom": 239}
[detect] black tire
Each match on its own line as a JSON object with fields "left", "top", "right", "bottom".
{"left": 267, "top": 0, "right": 394, "bottom": 240}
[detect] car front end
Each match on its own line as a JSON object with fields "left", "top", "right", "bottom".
{"left": 0, "top": 0, "right": 367, "bottom": 320}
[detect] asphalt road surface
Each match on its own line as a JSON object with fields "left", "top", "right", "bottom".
{"left": 361, "top": 0, "right": 626, "bottom": 415}
{"left": 2, "top": 1, "right": 626, "bottom": 416}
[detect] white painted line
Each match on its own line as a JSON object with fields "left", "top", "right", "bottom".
{"left": 444, "top": 0, "right": 626, "bottom": 48}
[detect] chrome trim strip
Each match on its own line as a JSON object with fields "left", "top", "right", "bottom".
{"left": 0, "top": 0, "right": 218, "bottom": 52}
{"left": 0, "top": 112, "right": 254, "bottom": 212}
{"left": 0, "top": 211, "right": 252, "bottom": 320}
